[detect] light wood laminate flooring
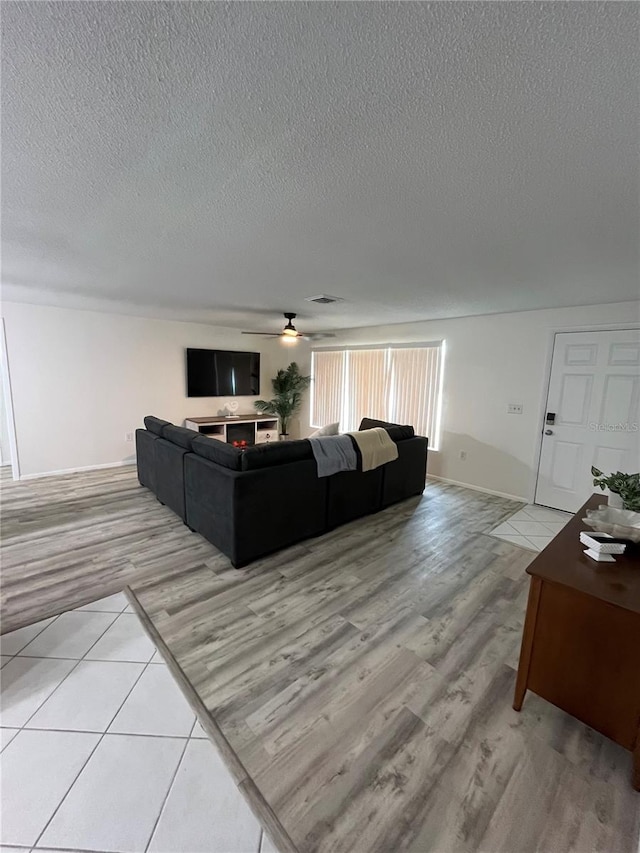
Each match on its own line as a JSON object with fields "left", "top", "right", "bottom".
{"left": 1, "top": 465, "right": 638, "bottom": 852}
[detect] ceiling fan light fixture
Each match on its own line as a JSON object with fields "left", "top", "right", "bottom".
{"left": 242, "top": 311, "right": 334, "bottom": 342}
{"left": 282, "top": 312, "right": 299, "bottom": 337}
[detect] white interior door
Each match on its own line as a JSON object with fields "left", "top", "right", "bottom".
{"left": 535, "top": 329, "right": 640, "bottom": 512}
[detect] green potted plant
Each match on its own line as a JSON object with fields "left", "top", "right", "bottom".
{"left": 591, "top": 467, "right": 639, "bottom": 509}
{"left": 254, "top": 362, "right": 311, "bottom": 440}
{"left": 618, "top": 474, "right": 640, "bottom": 513}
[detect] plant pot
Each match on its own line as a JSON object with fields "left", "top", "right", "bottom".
{"left": 279, "top": 433, "right": 289, "bottom": 441}
{"left": 608, "top": 491, "right": 624, "bottom": 509}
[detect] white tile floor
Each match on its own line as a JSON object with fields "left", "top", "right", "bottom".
{"left": 0, "top": 592, "right": 277, "bottom": 853}
{"left": 489, "top": 503, "right": 572, "bottom": 552}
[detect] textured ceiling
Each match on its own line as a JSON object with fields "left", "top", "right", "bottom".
{"left": 2, "top": 1, "right": 638, "bottom": 332}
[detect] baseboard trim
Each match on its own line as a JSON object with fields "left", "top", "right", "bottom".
{"left": 427, "top": 474, "right": 527, "bottom": 503}
{"left": 20, "top": 460, "right": 136, "bottom": 481}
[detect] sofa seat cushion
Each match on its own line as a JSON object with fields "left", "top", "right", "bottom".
{"left": 192, "top": 435, "right": 243, "bottom": 470}
{"left": 144, "top": 415, "right": 172, "bottom": 436}
{"left": 163, "top": 424, "right": 199, "bottom": 449}
{"left": 241, "top": 439, "right": 313, "bottom": 471}
{"left": 358, "top": 417, "right": 415, "bottom": 442}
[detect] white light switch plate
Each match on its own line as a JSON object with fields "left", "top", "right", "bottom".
{"left": 507, "top": 403, "right": 523, "bottom": 415}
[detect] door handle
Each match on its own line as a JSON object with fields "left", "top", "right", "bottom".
{"left": 544, "top": 429, "right": 553, "bottom": 435}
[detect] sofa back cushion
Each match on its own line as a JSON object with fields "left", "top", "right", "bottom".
{"left": 192, "top": 435, "right": 243, "bottom": 471}
{"left": 241, "top": 439, "right": 313, "bottom": 471}
{"left": 162, "top": 424, "right": 199, "bottom": 450}
{"left": 358, "top": 417, "right": 415, "bottom": 442}
{"left": 144, "top": 415, "right": 171, "bottom": 436}
{"left": 380, "top": 436, "right": 428, "bottom": 507}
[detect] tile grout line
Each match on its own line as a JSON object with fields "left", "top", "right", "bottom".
{"left": 0, "top": 602, "right": 137, "bottom": 848}
{"left": 486, "top": 530, "right": 538, "bottom": 552}
{"left": 4, "top": 601, "right": 160, "bottom": 851}
{"left": 33, "top": 847, "right": 148, "bottom": 853}
{"left": 33, "top": 846, "right": 122, "bottom": 853}
{"left": 486, "top": 506, "right": 572, "bottom": 553}
{"left": 16, "top": 611, "right": 125, "bottom": 731}
{"left": 1, "top": 594, "right": 130, "bottom": 644}
{"left": 0, "top": 650, "right": 17, "bottom": 676}
{"left": 128, "top": 585, "right": 288, "bottom": 853}
{"left": 143, "top": 735, "right": 192, "bottom": 853}
{"left": 14, "top": 654, "right": 168, "bottom": 663}
{"left": 11, "top": 668, "right": 203, "bottom": 849}
{"left": 18, "top": 726, "right": 195, "bottom": 740}
{"left": 76, "top": 608, "right": 159, "bottom": 666}
{"left": 32, "top": 651, "right": 157, "bottom": 850}
{"left": 1, "top": 612, "right": 62, "bottom": 656}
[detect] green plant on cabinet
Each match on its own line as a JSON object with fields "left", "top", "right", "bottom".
{"left": 254, "top": 362, "right": 311, "bottom": 438}
{"left": 591, "top": 467, "right": 640, "bottom": 512}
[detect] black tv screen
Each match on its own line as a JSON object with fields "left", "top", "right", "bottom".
{"left": 186, "top": 349, "right": 260, "bottom": 397}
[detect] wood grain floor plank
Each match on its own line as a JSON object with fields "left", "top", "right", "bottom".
{"left": 1, "top": 465, "right": 637, "bottom": 852}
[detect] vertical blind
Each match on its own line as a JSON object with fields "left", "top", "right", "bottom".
{"left": 387, "top": 345, "right": 443, "bottom": 442}
{"left": 344, "top": 348, "right": 389, "bottom": 429}
{"left": 309, "top": 349, "right": 344, "bottom": 429}
{"left": 311, "top": 343, "right": 444, "bottom": 448}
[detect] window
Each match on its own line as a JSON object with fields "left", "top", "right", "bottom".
{"left": 344, "top": 348, "right": 389, "bottom": 428}
{"left": 309, "top": 349, "right": 344, "bottom": 428}
{"left": 310, "top": 342, "right": 444, "bottom": 448}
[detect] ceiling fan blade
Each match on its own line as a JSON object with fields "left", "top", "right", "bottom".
{"left": 302, "top": 332, "right": 337, "bottom": 341}
{"left": 241, "top": 331, "right": 281, "bottom": 336}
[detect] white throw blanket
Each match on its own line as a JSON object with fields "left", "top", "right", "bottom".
{"left": 347, "top": 427, "right": 399, "bottom": 472}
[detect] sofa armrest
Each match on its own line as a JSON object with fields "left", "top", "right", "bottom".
{"left": 381, "top": 436, "right": 428, "bottom": 507}
{"left": 136, "top": 429, "right": 160, "bottom": 492}
{"left": 185, "top": 454, "right": 240, "bottom": 562}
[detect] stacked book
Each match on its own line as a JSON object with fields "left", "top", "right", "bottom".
{"left": 580, "top": 531, "right": 627, "bottom": 563}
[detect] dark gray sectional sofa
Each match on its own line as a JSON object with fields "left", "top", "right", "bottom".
{"left": 136, "top": 416, "right": 428, "bottom": 567}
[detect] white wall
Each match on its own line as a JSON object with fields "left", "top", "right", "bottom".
{"left": 0, "top": 373, "right": 11, "bottom": 465}
{"left": 298, "top": 301, "right": 640, "bottom": 500}
{"left": 5, "top": 299, "right": 638, "bottom": 492}
{"left": 1, "top": 302, "right": 295, "bottom": 477}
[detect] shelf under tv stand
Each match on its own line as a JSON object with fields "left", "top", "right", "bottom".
{"left": 184, "top": 414, "right": 279, "bottom": 445}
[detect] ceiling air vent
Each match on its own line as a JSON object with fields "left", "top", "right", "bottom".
{"left": 305, "top": 294, "right": 343, "bottom": 305}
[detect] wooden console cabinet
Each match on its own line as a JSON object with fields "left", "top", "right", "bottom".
{"left": 513, "top": 494, "right": 640, "bottom": 790}
{"left": 184, "top": 414, "right": 279, "bottom": 445}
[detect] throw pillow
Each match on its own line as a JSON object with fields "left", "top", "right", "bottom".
{"left": 309, "top": 422, "right": 340, "bottom": 438}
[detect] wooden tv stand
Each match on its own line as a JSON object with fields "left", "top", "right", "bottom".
{"left": 184, "top": 414, "right": 279, "bottom": 445}
{"left": 513, "top": 494, "right": 640, "bottom": 790}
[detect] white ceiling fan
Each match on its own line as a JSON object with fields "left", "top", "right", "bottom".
{"left": 241, "top": 312, "right": 335, "bottom": 344}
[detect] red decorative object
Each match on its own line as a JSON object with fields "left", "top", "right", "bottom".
{"left": 232, "top": 440, "right": 248, "bottom": 450}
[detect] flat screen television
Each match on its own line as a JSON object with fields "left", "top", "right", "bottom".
{"left": 186, "top": 349, "right": 260, "bottom": 397}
